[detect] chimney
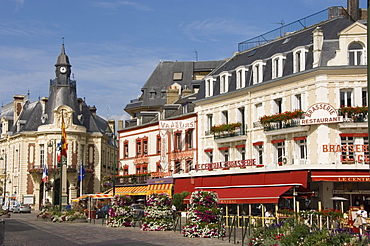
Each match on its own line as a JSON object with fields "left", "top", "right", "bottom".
{"left": 347, "top": 0, "right": 359, "bottom": 21}
{"left": 89, "top": 106, "right": 97, "bottom": 116}
{"left": 77, "top": 98, "right": 83, "bottom": 112}
{"left": 13, "top": 95, "right": 25, "bottom": 124}
{"left": 312, "top": 27, "right": 324, "bottom": 68}
{"left": 182, "top": 86, "right": 192, "bottom": 98}
{"left": 118, "top": 120, "right": 124, "bottom": 130}
{"left": 41, "top": 97, "right": 48, "bottom": 114}
{"left": 108, "top": 119, "right": 115, "bottom": 134}
{"left": 166, "top": 86, "right": 179, "bottom": 104}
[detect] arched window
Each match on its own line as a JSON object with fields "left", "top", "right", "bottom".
{"left": 348, "top": 42, "right": 365, "bottom": 65}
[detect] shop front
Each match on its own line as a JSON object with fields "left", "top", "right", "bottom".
{"left": 311, "top": 170, "right": 370, "bottom": 212}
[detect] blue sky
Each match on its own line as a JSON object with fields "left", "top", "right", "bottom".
{"left": 0, "top": 0, "right": 367, "bottom": 122}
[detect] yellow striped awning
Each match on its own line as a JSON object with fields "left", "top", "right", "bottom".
{"left": 109, "top": 186, "right": 147, "bottom": 196}
{"left": 71, "top": 195, "right": 88, "bottom": 202}
{"left": 90, "top": 194, "right": 113, "bottom": 199}
{"left": 147, "top": 184, "right": 173, "bottom": 197}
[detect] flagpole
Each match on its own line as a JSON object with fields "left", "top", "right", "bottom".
{"left": 43, "top": 182, "right": 46, "bottom": 207}
{"left": 80, "top": 164, "right": 83, "bottom": 196}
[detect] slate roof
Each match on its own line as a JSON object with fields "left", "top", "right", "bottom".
{"left": 124, "top": 60, "right": 224, "bottom": 114}
{"left": 0, "top": 46, "right": 116, "bottom": 147}
{"left": 197, "top": 16, "right": 358, "bottom": 100}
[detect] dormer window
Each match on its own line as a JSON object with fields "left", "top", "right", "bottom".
{"left": 219, "top": 72, "right": 231, "bottom": 94}
{"left": 149, "top": 88, "right": 156, "bottom": 99}
{"left": 271, "top": 54, "right": 286, "bottom": 79}
{"left": 252, "top": 60, "right": 265, "bottom": 84}
{"left": 236, "top": 66, "right": 247, "bottom": 89}
{"left": 348, "top": 42, "right": 365, "bottom": 65}
{"left": 293, "top": 47, "right": 308, "bottom": 73}
{"left": 205, "top": 77, "right": 215, "bottom": 97}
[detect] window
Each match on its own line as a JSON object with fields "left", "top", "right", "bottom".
{"left": 222, "top": 110, "right": 228, "bottom": 124}
{"left": 143, "top": 138, "right": 148, "bottom": 155}
{"left": 348, "top": 42, "right": 365, "bottom": 66}
{"left": 205, "top": 77, "right": 214, "bottom": 97}
{"left": 156, "top": 135, "right": 161, "bottom": 154}
{"left": 123, "top": 141, "right": 129, "bottom": 158}
{"left": 220, "top": 72, "right": 230, "bottom": 94}
{"left": 136, "top": 139, "right": 142, "bottom": 156}
{"left": 149, "top": 88, "right": 156, "bottom": 99}
{"left": 272, "top": 140, "right": 285, "bottom": 164}
{"left": 254, "top": 143, "right": 263, "bottom": 165}
{"left": 174, "top": 131, "right": 182, "bottom": 151}
{"left": 236, "top": 66, "right": 247, "bottom": 89}
{"left": 238, "top": 147, "right": 246, "bottom": 160}
{"left": 296, "top": 138, "right": 307, "bottom": 160}
{"left": 294, "top": 94, "right": 302, "bottom": 110}
{"left": 40, "top": 144, "right": 45, "bottom": 167}
{"left": 175, "top": 161, "right": 181, "bottom": 173}
{"left": 364, "top": 137, "right": 369, "bottom": 164}
{"left": 252, "top": 61, "right": 265, "bottom": 84}
{"left": 255, "top": 103, "right": 263, "bottom": 125}
{"left": 185, "top": 129, "right": 193, "bottom": 150}
{"left": 274, "top": 98, "right": 283, "bottom": 114}
{"left": 238, "top": 107, "right": 245, "bottom": 134}
{"left": 271, "top": 54, "right": 286, "bottom": 79}
{"left": 340, "top": 90, "right": 353, "bottom": 107}
{"left": 341, "top": 136, "right": 354, "bottom": 163}
{"left": 207, "top": 114, "right": 213, "bottom": 134}
{"left": 206, "top": 151, "right": 213, "bottom": 163}
{"left": 293, "top": 47, "right": 308, "bottom": 73}
{"left": 186, "top": 159, "right": 193, "bottom": 172}
{"left": 362, "top": 89, "right": 368, "bottom": 106}
{"left": 220, "top": 149, "right": 229, "bottom": 162}
{"left": 173, "top": 72, "right": 183, "bottom": 80}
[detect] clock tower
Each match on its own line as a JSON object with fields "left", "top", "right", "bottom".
{"left": 55, "top": 44, "right": 72, "bottom": 85}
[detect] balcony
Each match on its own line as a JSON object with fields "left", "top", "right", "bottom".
{"left": 337, "top": 107, "right": 368, "bottom": 128}
{"left": 263, "top": 118, "right": 309, "bottom": 136}
{"left": 210, "top": 123, "right": 247, "bottom": 143}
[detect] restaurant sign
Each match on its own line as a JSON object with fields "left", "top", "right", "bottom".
{"left": 196, "top": 159, "right": 259, "bottom": 171}
{"left": 300, "top": 103, "right": 343, "bottom": 125}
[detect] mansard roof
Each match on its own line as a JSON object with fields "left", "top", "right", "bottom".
{"left": 124, "top": 60, "right": 223, "bottom": 114}
{"left": 197, "top": 16, "right": 356, "bottom": 100}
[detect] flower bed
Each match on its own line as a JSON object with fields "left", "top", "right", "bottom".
{"left": 141, "top": 193, "right": 174, "bottom": 231}
{"left": 106, "top": 195, "right": 135, "bottom": 227}
{"left": 36, "top": 209, "right": 87, "bottom": 222}
{"left": 182, "top": 190, "right": 225, "bottom": 238}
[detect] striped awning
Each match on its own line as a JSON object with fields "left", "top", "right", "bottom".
{"left": 147, "top": 184, "right": 173, "bottom": 197}
{"left": 109, "top": 186, "right": 147, "bottom": 196}
{"left": 71, "top": 194, "right": 112, "bottom": 202}
{"left": 90, "top": 194, "right": 113, "bottom": 199}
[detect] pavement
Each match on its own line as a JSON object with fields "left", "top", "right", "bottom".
{"left": 3, "top": 213, "right": 246, "bottom": 246}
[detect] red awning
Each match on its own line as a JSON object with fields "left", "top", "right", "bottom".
{"left": 184, "top": 185, "right": 311, "bottom": 204}
{"left": 311, "top": 171, "right": 370, "bottom": 182}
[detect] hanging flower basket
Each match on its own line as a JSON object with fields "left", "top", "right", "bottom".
{"left": 260, "top": 109, "right": 304, "bottom": 125}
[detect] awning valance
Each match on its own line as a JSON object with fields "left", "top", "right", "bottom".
{"left": 109, "top": 186, "right": 147, "bottom": 196}
{"left": 147, "top": 184, "right": 173, "bottom": 197}
{"left": 184, "top": 185, "right": 312, "bottom": 204}
{"left": 311, "top": 171, "right": 370, "bottom": 182}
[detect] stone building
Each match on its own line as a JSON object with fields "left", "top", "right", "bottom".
{"left": 0, "top": 45, "right": 117, "bottom": 210}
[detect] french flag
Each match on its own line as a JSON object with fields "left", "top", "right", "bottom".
{"left": 42, "top": 166, "right": 48, "bottom": 183}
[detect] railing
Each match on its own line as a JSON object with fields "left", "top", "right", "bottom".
{"left": 337, "top": 110, "right": 368, "bottom": 123}
{"left": 263, "top": 118, "right": 301, "bottom": 131}
{"left": 213, "top": 127, "right": 246, "bottom": 139}
{"left": 115, "top": 175, "right": 150, "bottom": 185}
{"left": 238, "top": 7, "right": 343, "bottom": 52}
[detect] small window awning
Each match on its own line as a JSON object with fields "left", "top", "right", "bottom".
{"left": 109, "top": 186, "right": 147, "bottom": 196}
{"left": 147, "top": 184, "right": 173, "bottom": 197}
{"left": 184, "top": 185, "right": 312, "bottom": 204}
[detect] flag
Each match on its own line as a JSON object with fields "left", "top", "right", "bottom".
{"left": 57, "top": 142, "right": 62, "bottom": 164}
{"left": 78, "top": 164, "right": 85, "bottom": 182}
{"left": 42, "top": 166, "right": 48, "bottom": 183}
{"left": 61, "top": 112, "right": 67, "bottom": 158}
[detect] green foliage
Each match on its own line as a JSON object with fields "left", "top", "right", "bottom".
{"left": 172, "top": 191, "right": 190, "bottom": 211}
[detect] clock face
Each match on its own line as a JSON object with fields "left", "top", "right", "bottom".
{"left": 60, "top": 67, "right": 67, "bottom": 73}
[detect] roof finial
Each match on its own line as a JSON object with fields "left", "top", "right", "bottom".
{"left": 62, "top": 37, "right": 64, "bottom": 45}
